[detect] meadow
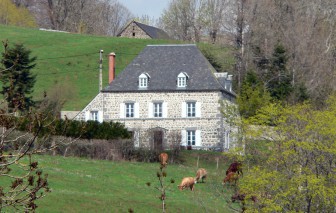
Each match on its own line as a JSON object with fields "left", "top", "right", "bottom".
{"left": 0, "top": 25, "right": 176, "bottom": 110}
{"left": 0, "top": 25, "right": 232, "bottom": 111}
{"left": 17, "top": 151, "right": 240, "bottom": 212}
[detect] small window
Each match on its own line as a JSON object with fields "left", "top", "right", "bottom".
{"left": 90, "top": 111, "right": 98, "bottom": 121}
{"left": 187, "top": 102, "right": 196, "bottom": 117}
{"left": 125, "top": 103, "right": 134, "bottom": 118}
{"left": 153, "top": 103, "right": 163, "bottom": 118}
{"left": 177, "top": 72, "right": 188, "bottom": 87}
{"left": 187, "top": 130, "right": 196, "bottom": 146}
{"left": 132, "top": 32, "right": 135, "bottom": 37}
{"left": 139, "top": 73, "right": 150, "bottom": 88}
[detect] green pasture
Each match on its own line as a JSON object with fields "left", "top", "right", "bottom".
{"left": 0, "top": 25, "right": 232, "bottom": 111}
{"left": 0, "top": 25, "right": 177, "bottom": 110}
{"left": 2, "top": 150, "right": 241, "bottom": 212}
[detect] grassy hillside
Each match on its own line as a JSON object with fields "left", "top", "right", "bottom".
{"left": 6, "top": 151, "right": 240, "bottom": 212}
{"left": 0, "top": 25, "right": 233, "bottom": 111}
{"left": 0, "top": 25, "right": 178, "bottom": 110}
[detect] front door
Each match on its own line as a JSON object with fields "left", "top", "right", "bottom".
{"left": 153, "top": 130, "right": 163, "bottom": 151}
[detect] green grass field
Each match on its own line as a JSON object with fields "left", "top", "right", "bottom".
{"left": 6, "top": 151, "right": 240, "bottom": 212}
{"left": 0, "top": 25, "right": 232, "bottom": 111}
{"left": 0, "top": 25, "right": 179, "bottom": 110}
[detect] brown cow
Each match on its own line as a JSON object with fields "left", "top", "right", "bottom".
{"left": 222, "top": 172, "right": 239, "bottom": 186}
{"left": 226, "top": 161, "right": 243, "bottom": 176}
{"left": 195, "top": 168, "right": 207, "bottom": 183}
{"left": 178, "top": 177, "right": 196, "bottom": 191}
{"left": 159, "top": 152, "right": 168, "bottom": 168}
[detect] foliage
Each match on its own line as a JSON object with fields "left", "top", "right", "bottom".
{"left": 238, "top": 94, "right": 336, "bottom": 212}
{"left": 237, "top": 71, "right": 271, "bottom": 118}
{"left": 266, "top": 43, "right": 293, "bottom": 101}
{"left": 0, "top": 41, "right": 36, "bottom": 112}
{"left": 0, "top": 0, "right": 36, "bottom": 27}
{"left": 0, "top": 106, "right": 71, "bottom": 211}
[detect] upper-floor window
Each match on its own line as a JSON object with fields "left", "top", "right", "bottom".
{"left": 177, "top": 72, "right": 189, "bottom": 88}
{"left": 125, "top": 103, "right": 134, "bottom": 118}
{"left": 153, "top": 102, "right": 163, "bottom": 118}
{"left": 182, "top": 101, "right": 201, "bottom": 118}
{"left": 187, "top": 102, "right": 196, "bottom": 117}
{"left": 139, "top": 73, "right": 150, "bottom": 88}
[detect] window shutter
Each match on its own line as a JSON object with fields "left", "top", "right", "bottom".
{"left": 85, "top": 111, "right": 90, "bottom": 121}
{"left": 134, "top": 131, "right": 140, "bottom": 147}
{"left": 148, "top": 102, "right": 153, "bottom": 118}
{"left": 181, "top": 102, "right": 186, "bottom": 117}
{"left": 120, "top": 103, "right": 125, "bottom": 118}
{"left": 196, "top": 102, "right": 201, "bottom": 117}
{"left": 134, "top": 102, "right": 139, "bottom": 118}
{"left": 196, "top": 130, "right": 202, "bottom": 146}
{"left": 163, "top": 102, "right": 167, "bottom": 118}
{"left": 181, "top": 130, "right": 186, "bottom": 146}
{"left": 98, "top": 111, "right": 103, "bottom": 123}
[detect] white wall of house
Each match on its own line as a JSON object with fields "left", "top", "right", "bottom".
{"left": 75, "top": 91, "right": 233, "bottom": 149}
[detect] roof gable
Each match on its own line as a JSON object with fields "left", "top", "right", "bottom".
{"left": 117, "top": 20, "right": 170, "bottom": 39}
{"left": 103, "top": 44, "right": 233, "bottom": 95}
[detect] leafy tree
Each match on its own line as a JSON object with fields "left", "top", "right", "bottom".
{"left": 264, "top": 43, "right": 293, "bottom": 102}
{"left": 0, "top": 0, "right": 36, "bottom": 27}
{"left": 238, "top": 71, "right": 271, "bottom": 118}
{"left": 0, "top": 41, "right": 36, "bottom": 112}
{"left": 238, "top": 95, "right": 336, "bottom": 212}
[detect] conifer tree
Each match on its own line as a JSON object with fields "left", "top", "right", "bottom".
{"left": 0, "top": 41, "right": 36, "bottom": 112}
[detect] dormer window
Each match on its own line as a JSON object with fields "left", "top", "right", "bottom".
{"left": 177, "top": 72, "right": 189, "bottom": 88}
{"left": 139, "top": 73, "right": 150, "bottom": 88}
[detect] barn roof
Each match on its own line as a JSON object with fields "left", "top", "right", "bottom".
{"left": 117, "top": 20, "right": 170, "bottom": 39}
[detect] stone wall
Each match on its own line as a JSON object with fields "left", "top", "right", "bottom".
{"left": 119, "top": 22, "right": 151, "bottom": 39}
{"left": 75, "top": 91, "right": 233, "bottom": 149}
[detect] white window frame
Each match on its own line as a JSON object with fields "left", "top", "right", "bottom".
{"left": 177, "top": 72, "right": 188, "bottom": 87}
{"left": 187, "top": 130, "right": 196, "bottom": 146}
{"left": 125, "top": 103, "right": 134, "bottom": 118}
{"left": 187, "top": 102, "right": 196, "bottom": 117}
{"left": 153, "top": 102, "right": 163, "bottom": 118}
{"left": 182, "top": 101, "right": 201, "bottom": 118}
{"left": 90, "top": 111, "right": 98, "bottom": 121}
{"left": 139, "top": 73, "right": 150, "bottom": 88}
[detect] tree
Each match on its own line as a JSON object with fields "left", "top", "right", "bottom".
{"left": 238, "top": 94, "right": 336, "bottom": 212}
{"left": 0, "top": 41, "right": 36, "bottom": 112}
{"left": 237, "top": 71, "right": 271, "bottom": 118}
{"left": 25, "top": 0, "right": 133, "bottom": 36}
{"left": 0, "top": 0, "right": 36, "bottom": 27}
{"left": 265, "top": 43, "right": 293, "bottom": 102}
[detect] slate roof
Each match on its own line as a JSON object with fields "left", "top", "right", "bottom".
{"left": 117, "top": 21, "right": 170, "bottom": 40}
{"left": 102, "top": 44, "right": 234, "bottom": 96}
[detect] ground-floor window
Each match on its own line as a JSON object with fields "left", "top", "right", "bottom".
{"left": 187, "top": 130, "right": 196, "bottom": 146}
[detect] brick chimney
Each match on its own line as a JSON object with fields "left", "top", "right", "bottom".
{"left": 108, "top": 52, "right": 116, "bottom": 83}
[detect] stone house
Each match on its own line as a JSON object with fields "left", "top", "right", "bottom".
{"left": 74, "top": 44, "right": 236, "bottom": 150}
{"left": 117, "top": 20, "right": 170, "bottom": 40}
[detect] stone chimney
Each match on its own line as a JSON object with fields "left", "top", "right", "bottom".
{"left": 109, "top": 52, "right": 116, "bottom": 83}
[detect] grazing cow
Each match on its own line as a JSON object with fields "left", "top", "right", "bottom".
{"left": 195, "top": 168, "right": 207, "bottom": 183}
{"left": 159, "top": 152, "right": 168, "bottom": 168}
{"left": 226, "top": 161, "right": 243, "bottom": 176}
{"left": 178, "top": 177, "right": 196, "bottom": 191}
{"left": 223, "top": 172, "right": 239, "bottom": 186}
